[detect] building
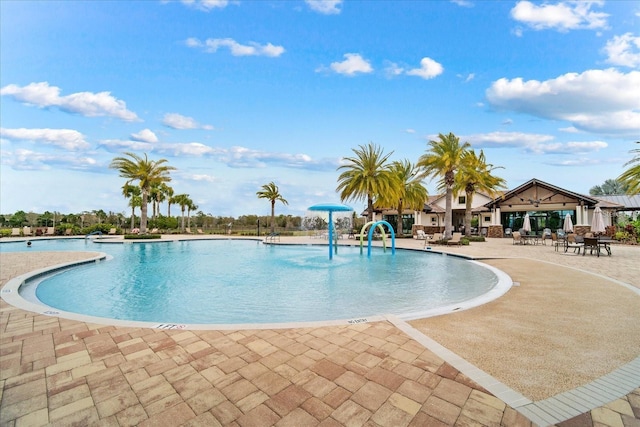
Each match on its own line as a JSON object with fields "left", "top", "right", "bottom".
{"left": 370, "top": 178, "right": 637, "bottom": 238}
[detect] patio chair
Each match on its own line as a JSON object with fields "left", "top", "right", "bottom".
{"left": 415, "top": 230, "right": 427, "bottom": 240}
{"left": 108, "top": 228, "right": 117, "bottom": 235}
{"left": 447, "top": 232, "right": 463, "bottom": 245}
{"left": 46, "top": 227, "right": 56, "bottom": 236}
{"left": 11, "top": 228, "right": 21, "bottom": 237}
{"left": 23, "top": 226, "right": 32, "bottom": 236}
{"left": 504, "top": 227, "right": 512, "bottom": 237}
{"left": 512, "top": 231, "right": 522, "bottom": 245}
{"left": 583, "top": 237, "right": 600, "bottom": 257}
{"left": 565, "top": 234, "right": 584, "bottom": 254}
{"left": 197, "top": 228, "right": 204, "bottom": 235}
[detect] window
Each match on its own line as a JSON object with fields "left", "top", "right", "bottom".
{"left": 458, "top": 196, "right": 466, "bottom": 204}
{"left": 431, "top": 217, "right": 436, "bottom": 223}
{"left": 484, "top": 216, "right": 490, "bottom": 222}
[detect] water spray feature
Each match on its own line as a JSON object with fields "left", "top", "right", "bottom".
{"left": 307, "top": 203, "right": 354, "bottom": 260}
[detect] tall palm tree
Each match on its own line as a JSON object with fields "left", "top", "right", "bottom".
{"left": 416, "top": 133, "right": 471, "bottom": 239}
{"left": 378, "top": 160, "right": 428, "bottom": 236}
{"left": 618, "top": 141, "right": 640, "bottom": 194}
{"left": 109, "top": 152, "right": 175, "bottom": 233}
{"left": 149, "top": 182, "right": 168, "bottom": 221}
{"left": 256, "top": 182, "right": 288, "bottom": 233}
{"left": 455, "top": 150, "right": 506, "bottom": 237}
{"left": 336, "top": 143, "right": 399, "bottom": 223}
{"left": 187, "top": 201, "right": 198, "bottom": 229}
{"left": 164, "top": 185, "right": 175, "bottom": 217}
{"left": 172, "top": 194, "right": 192, "bottom": 232}
{"left": 122, "top": 183, "right": 142, "bottom": 229}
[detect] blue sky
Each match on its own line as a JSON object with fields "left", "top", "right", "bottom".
{"left": 1, "top": 0, "right": 639, "bottom": 218}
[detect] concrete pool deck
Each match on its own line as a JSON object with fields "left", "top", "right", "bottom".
{"left": 0, "top": 235, "right": 638, "bottom": 426}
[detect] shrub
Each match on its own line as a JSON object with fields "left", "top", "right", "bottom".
{"left": 124, "top": 234, "right": 161, "bottom": 240}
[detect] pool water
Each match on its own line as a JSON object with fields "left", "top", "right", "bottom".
{"left": 1, "top": 239, "right": 499, "bottom": 325}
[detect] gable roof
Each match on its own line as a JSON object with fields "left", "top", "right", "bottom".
{"left": 485, "top": 178, "right": 600, "bottom": 208}
{"left": 594, "top": 195, "right": 640, "bottom": 210}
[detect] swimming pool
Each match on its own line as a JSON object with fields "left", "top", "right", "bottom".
{"left": 1, "top": 238, "right": 508, "bottom": 327}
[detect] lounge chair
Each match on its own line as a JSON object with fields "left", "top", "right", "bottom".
{"left": 415, "top": 230, "right": 427, "bottom": 240}
{"left": 46, "top": 227, "right": 56, "bottom": 236}
{"left": 150, "top": 228, "right": 159, "bottom": 234}
{"left": 185, "top": 228, "right": 193, "bottom": 234}
{"left": 11, "top": 228, "right": 21, "bottom": 237}
{"left": 447, "top": 232, "right": 463, "bottom": 245}
{"left": 23, "top": 226, "right": 32, "bottom": 236}
{"left": 65, "top": 228, "right": 73, "bottom": 236}
{"left": 108, "top": 228, "right": 117, "bottom": 235}
{"left": 512, "top": 231, "right": 522, "bottom": 245}
{"left": 197, "top": 228, "right": 204, "bottom": 235}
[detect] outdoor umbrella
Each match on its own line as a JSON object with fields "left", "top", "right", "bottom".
{"left": 591, "top": 206, "right": 605, "bottom": 235}
{"left": 523, "top": 213, "right": 532, "bottom": 233}
{"left": 563, "top": 213, "right": 574, "bottom": 233}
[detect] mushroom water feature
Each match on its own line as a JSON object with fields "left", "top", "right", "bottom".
{"left": 307, "top": 203, "right": 354, "bottom": 259}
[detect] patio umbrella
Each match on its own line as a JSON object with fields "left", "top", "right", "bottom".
{"left": 522, "top": 213, "right": 532, "bottom": 233}
{"left": 591, "top": 206, "right": 605, "bottom": 235}
{"left": 563, "top": 213, "right": 574, "bottom": 233}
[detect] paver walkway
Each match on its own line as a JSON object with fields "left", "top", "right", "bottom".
{"left": 1, "top": 236, "right": 639, "bottom": 426}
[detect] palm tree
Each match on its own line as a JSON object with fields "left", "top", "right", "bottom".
{"left": 455, "top": 150, "right": 506, "bottom": 237}
{"left": 122, "top": 183, "right": 142, "bottom": 229}
{"left": 165, "top": 185, "right": 175, "bottom": 217}
{"left": 187, "top": 201, "right": 198, "bottom": 229}
{"left": 618, "top": 142, "right": 640, "bottom": 194}
{"left": 172, "top": 194, "right": 192, "bottom": 232}
{"left": 109, "top": 152, "right": 175, "bottom": 233}
{"left": 336, "top": 143, "right": 399, "bottom": 223}
{"left": 378, "top": 160, "right": 428, "bottom": 236}
{"left": 256, "top": 182, "right": 288, "bottom": 233}
{"left": 416, "top": 133, "right": 471, "bottom": 239}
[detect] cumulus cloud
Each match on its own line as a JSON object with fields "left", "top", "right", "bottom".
{"left": 450, "top": 0, "right": 473, "bottom": 7}
{"left": 221, "top": 146, "right": 339, "bottom": 170}
{"left": 0, "top": 82, "right": 139, "bottom": 122}
{"left": 186, "top": 37, "right": 285, "bottom": 57}
{"left": 180, "top": 173, "right": 218, "bottom": 183}
{"left": 98, "top": 139, "right": 154, "bottom": 153}
{"left": 510, "top": 0, "right": 608, "bottom": 32}
{"left": 162, "top": 113, "right": 214, "bottom": 130}
{"left": 3, "top": 148, "right": 99, "bottom": 171}
{"left": 463, "top": 131, "right": 607, "bottom": 155}
{"left": 178, "top": 0, "right": 229, "bottom": 11}
{"left": 305, "top": 0, "right": 342, "bottom": 14}
{"left": 603, "top": 33, "right": 640, "bottom": 68}
{"left": 485, "top": 68, "right": 640, "bottom": 135}
{"left": 130, "top": 129, "right": 158, "bottom": 143}
{"left": 406, "top": 57, "right": 444, "bottom": 80}
{"left": 323, "top": 53, "right": 373, "bottom": 76}
{"left": 0, "top": 128, "right": 89, "bottom": 150}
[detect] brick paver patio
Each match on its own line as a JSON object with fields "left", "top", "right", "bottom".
{"left": 1, "top": 237, "right": 639, "bottom": 426}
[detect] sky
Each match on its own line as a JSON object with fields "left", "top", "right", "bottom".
{"left": 1, "top": 0, "right": 639, "bottom": 219}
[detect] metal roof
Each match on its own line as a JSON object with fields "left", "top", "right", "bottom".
{"left": 594, "top": 195, "right": 640, "bottom": 210}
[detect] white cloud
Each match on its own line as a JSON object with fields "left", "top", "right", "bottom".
{"left": 384, "top": 62, "right": 404, "bottom": 77}
{"left": 328, "top": 54, "right": 373, "bottom": 76}
{"left": 221, "top": 146, "right": 338, "bottom": 170}
{"left": 603, "top": 33, "right": 640, "bottom": 68}
{"left": 180, "top": 0, "right": 229, "bottom": 11}
{"left": 187, "top": 38, "right": 285, "bottom": 57}
{"left": 0, "top": 128, "right": 89, "bottom": 150}
{"left": 98, "top": 139, "right": 154, "bottom": 153}
{"left": 510, "top": 0, "right": 608, "bottom": 32}
{"left": 160, "top": 142, "right": 220, "bottom": 156}
{"left": 3, "top": 148, "right": 99, "bottom": 171}
{"left": 463, "top": 131, "right": 607, "bottom": 155}
{"left": 162, "top": 113, "right": 214, "bottom": 130}
{"left": 486, "top": 68, "right": 640, "bottom": 135}
{"left": 130, "top": 129, "right": 158, "bottom": 143}
{"left": 450, "top": 0, "right": 473, "bottom": 7}
{"left": 180, "top": 173, "right": 218, "bottom": 183}
{"left": 305, "top": 0, "right": 342, "bottom": 15}
{"left": 0, "top": 82, "right": 139, "bottom": 122}
{"left": 406, "top": 57, "right": 444, "bottom": 80}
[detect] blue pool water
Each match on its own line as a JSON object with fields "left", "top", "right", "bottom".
{"left": 1, "top": 238, "right": 499, "bottom": 325}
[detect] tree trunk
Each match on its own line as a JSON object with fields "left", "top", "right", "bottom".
{"left": 367, "top": 196, "right": 374, "bottom": 223}
{"left": 270, "top": 201, "right": 276, "bottom": 233}
{"left": 130, "top": 207, "right": 135, "bottom": 229}
{"left": 465, "top": 190, "right": 473, "bottom": 237}
{"left": 140, "top": 191, "right": 148, "bottom": 233}
{"left": 444, "top": 185, "right": 453, "bottom": 239}
{"left": 181, "top": 208, "right": 185, "bottom": 231}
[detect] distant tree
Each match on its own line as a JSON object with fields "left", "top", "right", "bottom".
{"left": 256, "top": 182, "right": 288, "bottom": 233}
{"left": 109, "top": 152, "right": 175, "bottom": 233}
{"left": 589, "top": 178, "right": 629, "bottom": 196}
{"left": 122, "top": 184, "right": 142, "bottom": 229}
{"left": 617, "top": 142, "right": 640, "bottom": 195}
{"left": 417, "top": 133, "right": 471, "bottom": 239}
{"left": 9, "top": 210, "right": 27, "bottom": 227}
{"left": 336, "top": 143, "right": 399, "bottom": 223}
